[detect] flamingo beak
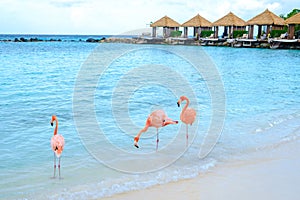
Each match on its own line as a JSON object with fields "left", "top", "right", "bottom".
{"left": 51, "top": 122, "right": 53, "bottom": 126}
{"left": 177, "top": 102, "right": 180, "bottom": 107}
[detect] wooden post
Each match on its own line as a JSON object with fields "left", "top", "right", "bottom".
{"left": 214, "top": 26, "right": 219, "bottom": 38}
{"left": 184, "top": 27, "right": 188, "bottom": 38}
{"left": 248, "top": 25, "right": 254, "bottom": 39}
{"left": 152, "top": 27, "right": 157, "bottom": 37}
{"left": 288, "top": 24, "right": 295, "bottom": 39}
{"left": 266, "top": 25, "right": 270, "bottom": 35}
{"left": 198, "top": 27, "right": 202, "bottom": 39}
{"left": 258, "top": 25, "right": 262, "bottom": 38}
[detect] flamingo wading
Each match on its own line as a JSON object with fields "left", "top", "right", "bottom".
{"left": 134, "top": 110, "right": 178, "bottom": 150}
{"left": 50, "top": 115, "right": 65, "bottom": 179}
{"left": 177, "top": 96, "right": 196, "bottom": 146}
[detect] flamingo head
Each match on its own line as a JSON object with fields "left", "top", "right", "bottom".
{"left": 50, "top": 115, "right": 57, "bottom": 126}
{"left": 177, "top": 96, "right": 188, "bottom": 107}
{"left": 163, "top": 119, "right": 178, "bottom": 126}
{"left": 177, "top": 98, "right": 183, "bottom": 107}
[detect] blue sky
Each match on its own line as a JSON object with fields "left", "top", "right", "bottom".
{"left": 0, "top": 0, "right": 298, "bottom": 35}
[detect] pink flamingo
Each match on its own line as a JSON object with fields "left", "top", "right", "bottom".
{"left": 177, "top": 96, "right": 196, "bottom": 146}
{"left": 134, "top": 110, "right": 178, "bottom": 150}
{"left": 50, "top": 115, "right": 65, "bottom": 179}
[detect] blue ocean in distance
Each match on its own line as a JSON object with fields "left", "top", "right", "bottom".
{"left": 0, "top": 34, "right": 126, "bottom": 42}
{"left": 0, "top": 34, "right": 300, "bottom": 199}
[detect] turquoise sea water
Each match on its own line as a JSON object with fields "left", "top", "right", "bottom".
{"left": 1, "top": 36, "right": 300, "bottom": 199}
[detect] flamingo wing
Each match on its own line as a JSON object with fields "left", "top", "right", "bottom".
{"left": 182, "top": 108, "right": 196, "bottom": 125}
{"left": 149, "top": 110, "right": 166, "bottom": 128}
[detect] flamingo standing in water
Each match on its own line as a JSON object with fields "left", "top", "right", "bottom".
{"left": 134, "top": 110, "right": 178, "bottom": 150}
{"left": 177, "top": 96, "right": 196, "bottom": 146}
{"left": 50, "top": 115, "right": 65, "bottom": 179}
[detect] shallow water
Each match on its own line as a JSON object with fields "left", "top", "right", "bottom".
{"left": 1, "top": 38, "right": 300, "bottom": 199}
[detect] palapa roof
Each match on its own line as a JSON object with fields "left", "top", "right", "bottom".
{"left": 247, "top": 9, "right": 284, "bottom": 25}
{"left": 182, "top": 14, "right": 212, "bottom": 27}
{"left": 285, "top": 12, "right": 300, "bottom": 24}
{"left": 150, "top": 15, "right": 181, "bottom": 27}
{"left": 213, "top": 12, "right": 246, "bottom": 26}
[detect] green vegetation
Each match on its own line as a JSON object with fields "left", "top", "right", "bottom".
{"left": 233, "top": 30, "right": 248, "bottom": 38}
{"left": 287, "top": 9, "right": 300, "bottom": 33}
{"left": 281, "top": 8, "right": 300, "bottom": 35}
{"left": 170, "top": 30, "right": 182, "bottom": 37}
{"left": 280, "top": 8, "right": 300, "bottom": 19}
{"left": 270, "top": 29, "right": 287, "bottom": 38}
{"left": 200, "top": 30, "right": 214, "bottom": 37}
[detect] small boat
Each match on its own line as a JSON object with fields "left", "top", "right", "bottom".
{"left": 272, "top": 39, "right": 298, "bottom": 43}
{"left": 269, "top": 39, "right": 299, "bottom": 49}
{"left": 233, "top": 42, "right": 242, "bottom": 47}
{"left": 270, "top": 42, "right": 280, "bottom": 49}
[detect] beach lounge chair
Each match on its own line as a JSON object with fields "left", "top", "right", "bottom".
{"left": 242, "top": 34, "right": 248, "bottom": 39}
{"left": 280, "top": 34, "right": 286, "bottom": 39}
{"left": 280, "top": 33, "right": 288, "bottom": 39}
{"left": 260, "top": 34, "right": 267, "bottom": 40}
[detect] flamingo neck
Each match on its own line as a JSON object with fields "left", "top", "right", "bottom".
{"left": 54, "top": 119, "right": 58, "bottom": 135}
{"left": 182, "top": 97, "right": 189, "bottom": 114}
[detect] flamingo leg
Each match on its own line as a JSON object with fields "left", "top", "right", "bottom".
{"left": 58, "top": 157, "right": 61, "bottom": 179}
{"left": 186, "top": 124, "right": 189, "bottom": 147}
{"left": 52, "top": 152, "right": 56, "bottom": 178}
{"left": 156, "top": 128, "right": 159, "bottom": 151}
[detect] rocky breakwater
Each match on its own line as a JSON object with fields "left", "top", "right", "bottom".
{"left": 104, "top": 37, "right": 139, "bottom": 44}
{"left": 85, "top": 37, "right": 106, "bottom": 43}
{"left": 0, "top": 37, "right": 106, "bottom": 43}
{"left": 103, "top": 37, "right": 198, "bottom": 45}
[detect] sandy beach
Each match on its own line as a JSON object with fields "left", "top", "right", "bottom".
{"left": 103, "top": 139, "right": 300, "bottom": 200}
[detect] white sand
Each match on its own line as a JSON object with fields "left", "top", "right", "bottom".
{"left": 103, "top": 139, "right": 300, "bottom": 200}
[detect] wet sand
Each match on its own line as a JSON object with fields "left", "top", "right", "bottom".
{"left": 103, "top": 139, "right": 300, "bottom": 200}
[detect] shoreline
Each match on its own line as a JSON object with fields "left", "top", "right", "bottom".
{"left": 1, "top": 35, "right": 300, "bottom": 49}
{"left": 102, "top": 139, "right": 300, "bottom": 200}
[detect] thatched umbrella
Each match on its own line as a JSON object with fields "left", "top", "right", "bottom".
{"left": 213, "top": 12, "right": 246, "bottom": 38}
{"left": 247, "top": 9, "right": 285, "bottom": 39}
{"left": 181, "top": 14, "right": 212, "bottom": 38}
{"left": 285, "top": 12, "right": 300, "bottom": 39}
{"left": 150, "top": 15, "right": 181, "bottom": 37}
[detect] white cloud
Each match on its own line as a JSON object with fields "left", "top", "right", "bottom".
{"left": 50, "top": 0, "right": 85, "bottom": 8}
{"left": 0, "top": 0, "right": 297, "bottom": 34}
